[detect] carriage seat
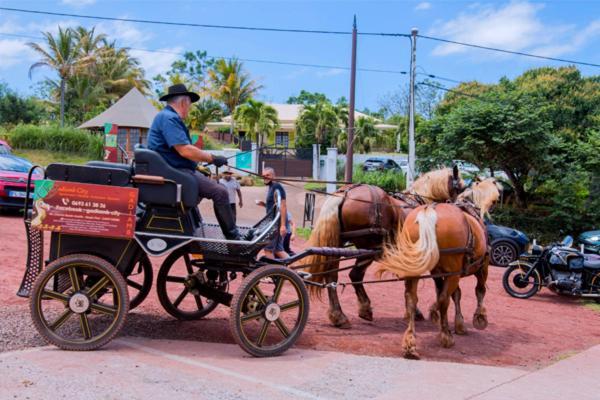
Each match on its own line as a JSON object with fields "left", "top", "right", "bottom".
{"left": 87, "top": 161, "right": 133, "bottom": 175}
{"left": 45, "top": 163, "right": 131, "bottom": 187}
{"left": 133, "top": 148, "right": 198, "bottom": 208}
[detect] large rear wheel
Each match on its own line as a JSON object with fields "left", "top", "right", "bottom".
{"left": 29, "top": 254, "right": 129, "bottom": 351}
{"left": 230, "top": 266, "right": 309, "bottom": 357}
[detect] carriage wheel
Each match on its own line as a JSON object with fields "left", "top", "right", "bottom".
{"left": 29, "top": 254, "right": 129, "bottom": 351}
{"left": 126, "top": 254, "right": 153, "bottom": 310}
{"left": 156, "top": 249, "right": 224, "bottom": 320}
{"left": 230, "top": 266, "right": 309, "bottom": 357}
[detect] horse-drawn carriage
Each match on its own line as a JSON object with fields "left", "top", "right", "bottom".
{"left": 17, "top": 150, "right": 500, "bottom": 359}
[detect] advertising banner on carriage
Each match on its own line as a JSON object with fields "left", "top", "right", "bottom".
{"left": 31, "top": 179, "right": 138, "bottom": 239}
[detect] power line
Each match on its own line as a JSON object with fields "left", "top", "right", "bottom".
{"left": 0, "top": 6, "right": 407, "bottom": 37}
{"left": 0, "top": 33, "right": 409, "bottom": 76}
{"left": 416, "top": 71, "right": 463, "bottom": 84}
{"left": 418, "top": 34, "right": 600, "bottom": 68}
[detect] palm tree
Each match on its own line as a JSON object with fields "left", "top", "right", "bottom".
{"left": 207, "top": 58, "right": 262, "bottom": 136}
{"left": 189, "top": 99, "right": 224, "bottom": 130}
{"left": 234, "top": 99, "right": 279, "bottom": 147}
{"left": 296, "top": 101, "right": 340, "bottom": 145}
{"left": 96, "top": 42, "right": 149, "bottom": 100}
{"left": 73, "top": 26, "right": 106, "bottom": 58}
{"left": 337, "top": 117, "right": 380, "bottom": 153}
{"left": 28, "top": 27, "right": 83, "bottom": 127}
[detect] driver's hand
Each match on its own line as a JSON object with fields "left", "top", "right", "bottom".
{"left": 212, "top": 155, "right": 228, "bottom": 167}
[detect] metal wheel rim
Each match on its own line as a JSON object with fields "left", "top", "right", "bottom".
{"left": 238, "top": 273, "right": 305, "bottom": 352}
{"left": 493, "top": 244, "right": 515, "bottom": 266}
{"left": 35, "top": 263, "right": 123, "bottom": 345}
{"left": 507, "top": 267, "right": 537, "bottom": 295}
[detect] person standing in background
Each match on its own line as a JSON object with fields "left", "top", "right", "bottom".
{"left": 219, "top": 170, "right": 243, "bottom": 222}
{"left": 283, "top": 211, "right": 296, "bottom": 256}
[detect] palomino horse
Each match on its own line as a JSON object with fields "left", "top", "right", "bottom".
{"left": 378, "top": 177, "right": 501, "bottom": 359}
{"left": 298, "top": 167, "right": 465, "bottom": 328}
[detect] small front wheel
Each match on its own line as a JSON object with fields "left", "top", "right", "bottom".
{"left": 502, "top": 263, "right": 541, "bottom": 299}
{"left": 230, "top": 266, "right": 309, "bottom": 357}
{"left": 30, "top": 254, "right": 129, "bottom": 351}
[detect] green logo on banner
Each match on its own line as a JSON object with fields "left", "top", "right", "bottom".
{"left": 105, "top": 134, "right": 117, "bottom": 147}
{"left": 34, "top": 180, "right": 55, "bottom": 200}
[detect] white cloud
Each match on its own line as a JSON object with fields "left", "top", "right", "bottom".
{"left": 61, "top": 0, "right": 96, "bottom": 6}
{"left": 316, "top": 68, "right": 346, "bottom": 78}
{"left": 130, "top": 48, "right": 182, "bottom": 78}
{"left": 427, "top": 1, "right": 599, "bottom": 59}
{"left": 0, "top": 39, "right": 36, "bottom": 70}
{"left": 415, "top": 2, "right": 432, "bottom": 11}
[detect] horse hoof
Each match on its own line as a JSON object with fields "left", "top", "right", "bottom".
{"left": 415, "top": 308, "right": 425, "bottom": 321}
{"left": 455, "top": 323, "right": 467, "bottom": 336}
{"left": 403, "top": 348, "right": 420, "bottom": 360}
{"left": 473, "top": 313, "right": 488, "bottom": 330}
{"left": 359, "top": 309, "right": 374, "bottom": 322}
{"left": 440, "top": 332, "right": 455, "bottom": 348}
{"left": 329, "top": 311, "right": 352, "bottom": 329}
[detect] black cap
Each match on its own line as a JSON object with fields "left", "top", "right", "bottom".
{"left": 159, "top": 84, "right": 200, "bottom": 103}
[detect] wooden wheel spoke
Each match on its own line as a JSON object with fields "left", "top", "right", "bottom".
{"left": 90, "top": 302, "right": 117, "bottom": 315}
{"left": 42, "top": 290, "right": 69, "bottom": 303}
{"left": 87, "top": 276, "right": 110, "bottom": 297}
{"left": 79, "top": 313, "right": 92, "bottom": 340}
{"left": 272, "top": 277, "right": 285, "bottom": 302}
{"left": 126, "top": 279, "right": 143, "bottom": 291}
{"left": 256, "top": 319, "right": 270, "bottom": 347}
{"left": 241, "top": 310, "right": 263, "bottom": 324}
{"left": 166, "top": 276, "right": 186, "bottom": 283}
{"left": 68, "top": 267, "right": 81, "bottom": 292}
{"left": 173, "top": 289, "right": 188, "bottom": 308}
{"left": 279, "top": 300, "right": 300, "bottom": 312}
{"left": 193, "top": 295, "right": 204, "bottom": 310}
{"left": 252, "top": 286, "right": 269, "bottom": 305}
{"left": 49, "top": 309, "right": 74, "bottom": 331}
{"left": 274, "top": 318, "right": 290, "bottom": 338}
{"left": 183, "top": 254, "right": 193, "bottom": 275}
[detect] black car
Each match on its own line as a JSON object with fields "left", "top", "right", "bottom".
{"left": 578, "top": 230, "right": 600, "bottom": 254}
{"left": 486, "top": 222, "right": 530, "bottom": 267}
{"left": 362, "top": 158, "right": 402, "bottom": 172}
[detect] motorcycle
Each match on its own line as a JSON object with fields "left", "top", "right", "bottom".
{"left": 503, "top": 236, "right": 600, "bottom": 301}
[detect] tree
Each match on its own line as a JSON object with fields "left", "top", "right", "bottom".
{"left": 287, "top": 90, "right": 329, "bottom": 105}
{"left": 189, "top": 98, "right": 224, "bottom": 131}
{"left": 234, "top": 99, "right": 278, "bottom": 147}
{"left": 207, "top": 58, "right": 262, "bottom": 136}
{"left": 152, "top": 50, "right": 213, "bottom": 97}
{"left": 28, "top": 27, "right": 84, "bottom": 127}
{"left": 0, "top": 83, "right": 46, "bottom": 125}
{"left": 295, "top": 101, "right": 340, "bottom": 148}
{"left": 378, "top": 79, "right": 442, "bottom": 120}
{"left": 337, "top": 117, "right": 380, "bottom": 153}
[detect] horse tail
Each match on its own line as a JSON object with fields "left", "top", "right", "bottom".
{"left": 297, "top": 194, "right": 343, "bottom": 297}
{"left": 378, "top": 205, "right": 440, "bottom": 278}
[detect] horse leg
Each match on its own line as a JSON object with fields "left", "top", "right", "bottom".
{"left": 429, "top": 277, "right": 443, "bottom": 325}
{"left": 402, "top": 278, "right": 420, "bottom": 359}
{"left": 438, "top": 275, "right": 460, "bottom": 348}
{"left": 326, "top": 272, "right": 351, "bottom": 329}
{"left": 452, "top": 286, "right": 467, "bottom": 335}
{"left": 473, "top": 262, "right": 489, "bottom": 330}
{"left": 349, "top": 257, "right": 373, "bottom": 321}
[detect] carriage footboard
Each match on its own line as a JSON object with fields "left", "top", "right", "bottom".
{"left": 17, "top": 220, "right": 44, "bottom": 298}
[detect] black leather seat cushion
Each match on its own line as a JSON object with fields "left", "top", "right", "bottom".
{"left": 87, "top": 161, "right": 133, "bottom": 175}
{"left": 46, "top": 163, "right": 131, "bottom": 186}
{"left": 133, "top": 148, "right": 198, "bottom": 208}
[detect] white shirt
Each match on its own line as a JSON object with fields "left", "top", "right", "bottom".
{"left": 219, "top": 178, "right": 240, "bottom": 204}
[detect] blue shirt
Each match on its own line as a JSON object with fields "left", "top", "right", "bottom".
{"left": 147, "top": 105, "right": 197, "bottom": 170}
{"left": 266, "top": 181, "right": 286, "bottom": 213}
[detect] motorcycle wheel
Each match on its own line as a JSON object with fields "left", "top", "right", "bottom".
{"left": 502, "top": 263, "right": 541, "bottom": 299}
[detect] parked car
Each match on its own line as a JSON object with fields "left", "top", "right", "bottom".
{"left": 453, "top": 160, "right": 480, "bottom": 174}
{"left": 578, "top": 230, "right": 600, "bottom": 254}
{"left": 0, "top": 155, "right": 40, "bottom": 209}
{"left": 363, "top": 158, "right": 402, "bottom": 172}
{"left": 0, "top": 140, "right": 11, "bottom": 155}
{"left": 486, "top": 222, "right": 530, "bottom": 267}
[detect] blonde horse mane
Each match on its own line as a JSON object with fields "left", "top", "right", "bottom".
{"left": 408, "top": 168, "right": 461, "bottom": 202}
{"left": 458, "top": 177, "right": 502, "bottom": 219}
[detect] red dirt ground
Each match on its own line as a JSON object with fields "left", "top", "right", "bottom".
{"left": 1, "top": 211, "right": 599, "bottom": 370}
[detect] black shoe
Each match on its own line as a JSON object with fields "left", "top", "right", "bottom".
{"left": 213, "top": 202, "right": 242, "bottom": 240}
{"left": 243, "top": 228, "right": 256, "bottom": 241}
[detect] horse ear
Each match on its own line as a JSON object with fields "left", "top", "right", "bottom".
{"left": 474, "top": 176, "right": 482, "bottom": 182}
{"left": 452, "top": 165, "right": 459, "bottom": 180}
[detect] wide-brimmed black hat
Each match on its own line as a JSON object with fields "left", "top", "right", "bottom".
{"left": 159, "top": 84, "right": 200, "bottom": 103}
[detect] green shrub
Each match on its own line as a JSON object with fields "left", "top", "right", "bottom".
{"left": 353, "top": 167, "right": 406, "bottom": 192}
{"left": 6, "top": 124, "right": 102, "bottom": 159}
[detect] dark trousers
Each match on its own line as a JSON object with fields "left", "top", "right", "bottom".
{"left": 188, "top": 171, "right": 229, "bottom": 204}
{"left": 230, "top": 203, "right": 236, "bottom": 222}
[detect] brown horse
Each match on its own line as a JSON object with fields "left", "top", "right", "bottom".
{"left": 378, "top": 177, "right": 501, "bottom": 359}
{"left": 298, "top": 167, "right": 465, "bottom": 328}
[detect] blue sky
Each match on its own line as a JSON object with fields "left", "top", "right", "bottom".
{"left": 0, "top": 0, "right": 598, "bottom": 110}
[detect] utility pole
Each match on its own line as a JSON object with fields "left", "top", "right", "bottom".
{"left": 407, "top": 28, "right": 418, "bottom": 187}
{"left": 344, "top": 15, "right": 358, "bottom": 183}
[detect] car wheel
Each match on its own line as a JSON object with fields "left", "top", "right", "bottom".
{"left": 491, "top": 241, "right": 518, "bottom": 267}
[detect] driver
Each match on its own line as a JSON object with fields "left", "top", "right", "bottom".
{"left": 147, "top": 84, "right": 243, "bottom": 240}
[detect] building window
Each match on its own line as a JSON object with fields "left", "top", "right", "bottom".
{"left": 275, "top": 132, "right": 289, "bottom": 147}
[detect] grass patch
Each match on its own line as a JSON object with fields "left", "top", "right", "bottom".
{"left": 13, "top": 149, "right": 96, "bottom": 166}
{"left": 304, "top": 182, "right": 326, "bottom": 192}
{"left": 296, "top": 226, "right": 312, "bottom": 240}
{"left": 582, "top": 300, "right": 600, "bottom": 312}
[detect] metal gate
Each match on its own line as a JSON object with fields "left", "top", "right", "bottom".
{"left": 259, "top": 146, "right": 313, "bottom": 177}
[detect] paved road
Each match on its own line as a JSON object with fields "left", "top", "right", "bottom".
{"left": 1, "top": 338, "right": 598, "bottom": 400}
